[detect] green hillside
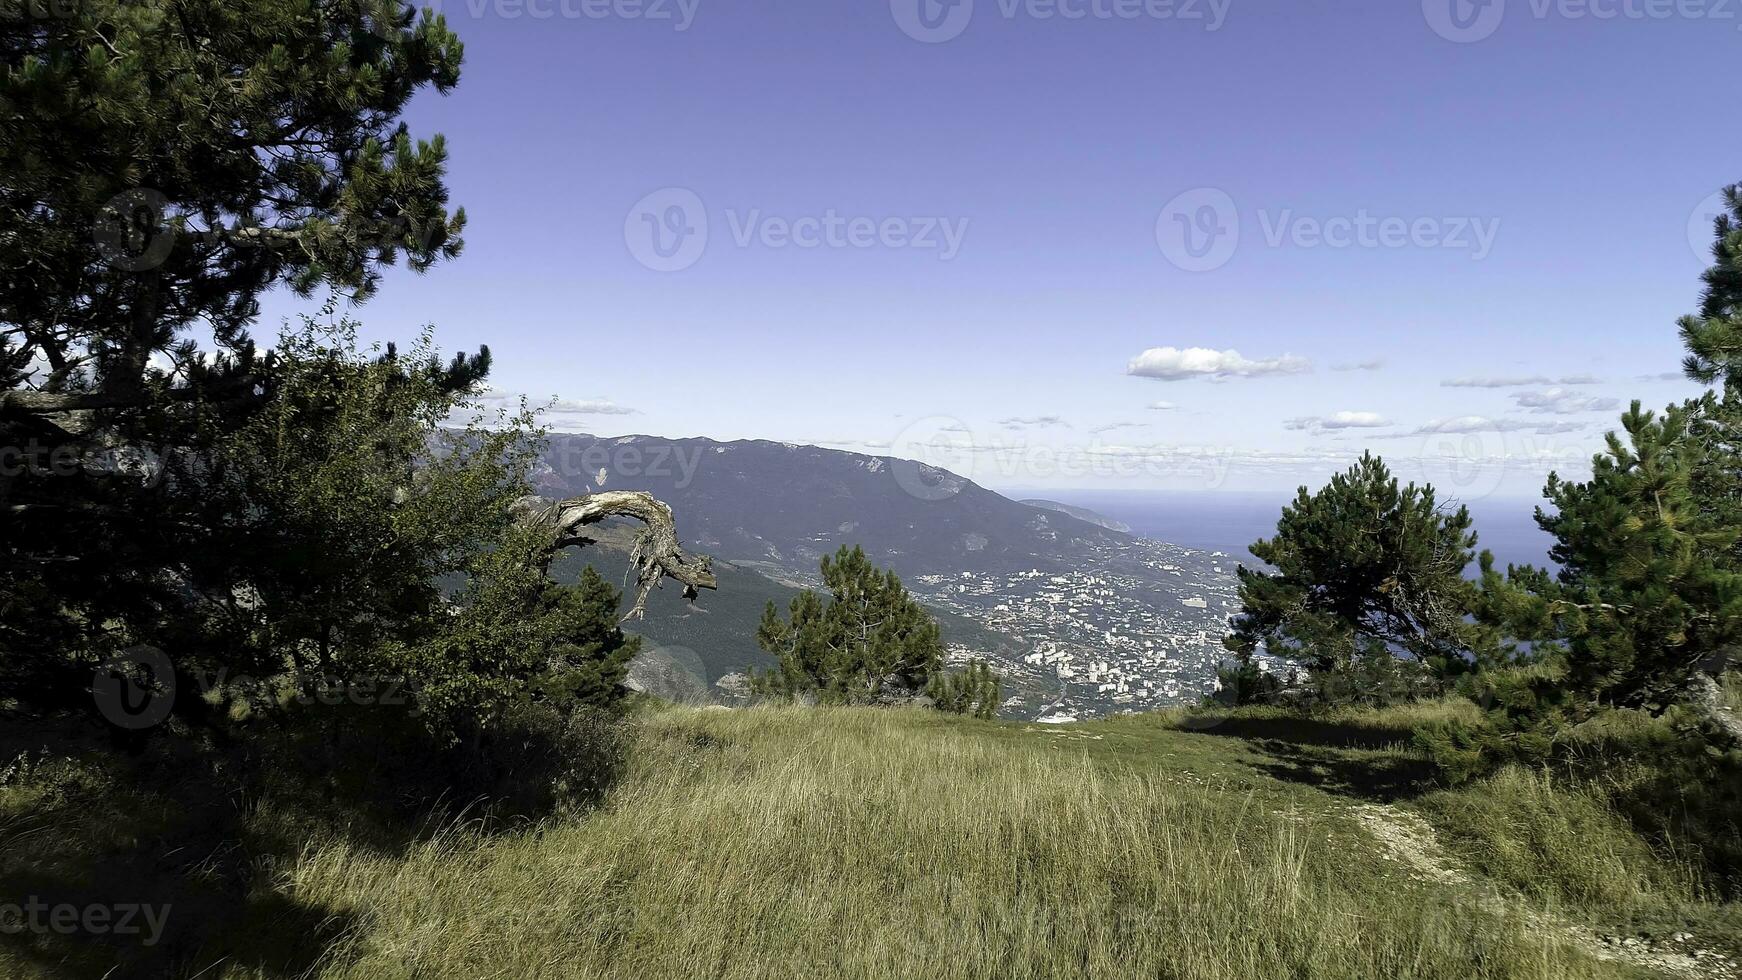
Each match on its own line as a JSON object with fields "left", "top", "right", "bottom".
{"left": 552, "top": 524, "right": 1029, "bottom": 704}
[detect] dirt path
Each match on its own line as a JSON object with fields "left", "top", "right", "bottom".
{"left": 1350, "top": 803, "right": 1737, "bottom": 980}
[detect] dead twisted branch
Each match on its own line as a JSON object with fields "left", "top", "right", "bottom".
{"left": 512, "top": 490, "right": 717, "bottom": 622}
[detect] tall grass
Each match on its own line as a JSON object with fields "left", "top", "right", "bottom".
{"left": 257, "top": 706, "right": 1614, "bottom": 979}
{"left": 1422, "top": 766, "right": 1705, "bottom": 911}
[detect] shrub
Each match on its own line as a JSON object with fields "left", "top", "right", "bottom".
{"left": 927, "top": 661, "right": 1002, "bottom": 719}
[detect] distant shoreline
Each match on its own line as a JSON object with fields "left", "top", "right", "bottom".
{"left": 995, "top": 488, "right": 1558, "bottom": 573}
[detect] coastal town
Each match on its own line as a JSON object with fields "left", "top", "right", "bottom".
{"left": 913, "top": 536, "right": 1247, "bottom": 721}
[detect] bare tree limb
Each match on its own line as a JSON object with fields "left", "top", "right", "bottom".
{"left": 0, "top": 390, "right": 142, "bottom": 413}
{"left": 512, "top": 491, "right": 717, "bottom": 622}
{"left": 0, "top": 376, "right": 263, "bottom": 416}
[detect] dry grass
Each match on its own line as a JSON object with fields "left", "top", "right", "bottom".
{"left": 236, "top": 705, "right": 1620, "bottom": 980}
{"left": 8, "top": 702, "right": 1713, "bottom": 978}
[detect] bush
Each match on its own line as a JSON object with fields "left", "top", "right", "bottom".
{"left": 1213, "top": 651, "right": 1441, "bottom": 711}
{"left": 1419, "top": 701, "right": 1742, "bottom": 900}
{"left": 448, "top": 703, "right": 633, "bottom": 818}
{"left": 1209, "top": 658, "right": 1289, "bottom": 707}
{"left": 1308, "top": 650, "right": 1447, "bottom": 707}
{"left": 926, "top": 661, "right": 1002, "bottom": 719}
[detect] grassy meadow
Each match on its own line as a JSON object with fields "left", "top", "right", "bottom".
{"left": 1, "top": 701, "right": 1737, "bottom": 979}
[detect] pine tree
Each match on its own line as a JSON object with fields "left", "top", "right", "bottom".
{"left": 752, "top": 546, "right": 948, "bottom": 706}
{"left": 1533, "top": 186, "right": 1742, "bottom": 745}
{"left": 1224, "top": 452, "right": 1484, "bottom": 703}
{"left": 1426, "top": 401, "right": 1742, "bottom": 777}
{"left": 1, "top": 2, "right": 479, "bottom": 713}
{"left": 1424, "top": 185, "right": 1742, "bottom": 778}
{"left": 1680, "top": 183, "right": 1742, "bottom": 386}
{"left": 0, "top": 3, "right": 712, "bottom": 771}
{"left": 3, "top": 0, "right": 467, "bottom": 371}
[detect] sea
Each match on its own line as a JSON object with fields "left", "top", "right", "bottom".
{"left": 1020, "top": 489, "right": 1559, "bottom": 575}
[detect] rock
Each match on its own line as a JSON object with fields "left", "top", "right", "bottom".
{"left": 714, "top": 672, "right": 753, "bottom": 706}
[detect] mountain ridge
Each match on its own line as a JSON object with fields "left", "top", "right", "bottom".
{"left": 532, "top": 432, "right": 1133, "bottom": 579}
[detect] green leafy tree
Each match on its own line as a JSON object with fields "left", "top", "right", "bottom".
{"left": 161, "top": 316, "right": 640, "bottom": 737}
{"left": 1224, "top": 452, "right": 1484, "bottom": 704}
{"left": 752, "top": 546, "right": 948, "bottom": 706}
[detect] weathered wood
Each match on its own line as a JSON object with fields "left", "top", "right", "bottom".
{"left": 513, "top": 491, "right": 717, "bottom": 622}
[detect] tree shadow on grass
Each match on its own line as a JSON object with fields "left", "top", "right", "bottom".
{"left": 1242, "top": 739, "right": 1439, "bottom": 803}
{"left": 0, "top": 726, "right": 363, "bottom": 978}
{"left": 1188, "top": 715, "right": 1419, "bottom": 752}
{"left": 1180, "top": 717, "right": 1440, "bottom": 802}
{"left": 0, "top": 700, "right": 633, "bottom": 978}
{"left": 0, "top": 868, "right": 354, "bottom": 980}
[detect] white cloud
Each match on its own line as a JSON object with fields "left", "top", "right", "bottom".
{"left": 1533, "top": 421, "right": 1591, "bottom": 434}
{"left": 1331, "top": 359, "right": 1385, "bottom": 372}
{"left": 1511, "top": 388, "right": 1620, "bottom": 415}
{"left": 1147, "top": 401, "right": 1180, "bottom": 411}
{"left": 1441, "top": 374, "right": 1602, "bottom": 388}
{"left": 1285, "top": 411, "right": 1393, "bottom": 433}
{"left": 998, "top": 415, "right": 1068, "bottom": 429}
{"left": 1127, "top": 346, "right": 1311, "bottom": 382}
{"left": 548, "top": 398, "right": 638, "bottom": 416}
{"left": 1091, "top": 421, "right": 1149, "bottom": 434}
{"left": 1441, "top": 376, "right": 1549, "bottom": 389}
{"left": 1323, "top": 411, "right": 1391, "bottom": 429}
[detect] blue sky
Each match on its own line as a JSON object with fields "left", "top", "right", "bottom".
{"left": 258, "top": 0, "right": 1739, "bottom": 499}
